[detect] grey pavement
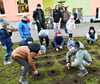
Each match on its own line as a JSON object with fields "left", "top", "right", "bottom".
{"left": 1, "top": 23, "right": 100, "bottom": 43}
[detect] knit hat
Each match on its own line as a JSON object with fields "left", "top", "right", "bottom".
{"left": 55, "top": 30, "right": 62, "bottom": 38}
{"left": 67, "top": 40, "right": 75, "bottom": 48}
{"left": 37, "top": 4, "right": 41, "bottom": 7}
{"left": 26, "top": 37, "right": 33, "bottom": 42}
{"left": 2, "top": 21, "right": 9, "bottom": 27}
{"left": 40, "top": 45, "right": 46, "bottom": 54}
{"left": 28, "top": 43, "right": 40, "bottom": 54}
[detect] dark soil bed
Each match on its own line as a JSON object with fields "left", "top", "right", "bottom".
{"left": 88, "top": 67, "right": 100, "bottom": 75}
{"left": 32, "top": 73, "right": 45, "bottom": 81}
{"left": 35, "top": 63, "right": 42, "bottom": 68}
{"left": 35, "top": 56, "right": 52, "bottom": 61}
{"left": 48, "top": 70, "right": 60, "bottom": 77}
{"left": 55, "top": 54, "right": 65, "bottom": 59}
{"left": 43, "top": 61, "right": 54, "bottom": 67}
{"left": 95, "top": 56, "right": 100, "bottom": 60}
{"left": 89, "top": 51, "right": 98, "bottom": 55}
{"left": 58, "top": 59, "right": 67, "bottom": 65}
{"left": 85, "top": 47, "right": 91, "bottom": 50}
{"left": 63, "top": 67, "right": 78, "bottom": 74}
{"left": 52, "top": 77, "right": 85, "bottom": 84}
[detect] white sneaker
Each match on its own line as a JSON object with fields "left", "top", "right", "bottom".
{"left": 21, "top": 66, "right": 24, "bottom": 70}
{"left": 56, "top": 48, "right": 59, "bottom": 51}
{"left": 4, "top": 61, "right": 12, "bottom": 65}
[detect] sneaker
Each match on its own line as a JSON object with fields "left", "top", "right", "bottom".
{"left": 77, "top": 70, "right": 88, "bottom": 77}
{"left": 4, "top": 61, "right": 12, "bottom": 65}
{"left": 21, "top": 66, "right": 24, "bottom": 70}
{"left": 19, "top": 77, "right": 29, "bottom": 84}
{"left": 56, "top": 48, "right": 59, "bottom": 51}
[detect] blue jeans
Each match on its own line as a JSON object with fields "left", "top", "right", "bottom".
{"left": 4, "top": 48, "right": 13, "bottom": 61}
{"left": 63, "top": 22, "right": 67, "bottom": 34}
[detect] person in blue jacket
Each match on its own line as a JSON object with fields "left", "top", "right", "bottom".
{"left": 0, "top": 18, "right": 13, "bottom": 65}
{"left": 52, "top": 30, "right": 65, "bottom": 51}
{"left": 18, "top": 15, "right": 31, "bottom": 39}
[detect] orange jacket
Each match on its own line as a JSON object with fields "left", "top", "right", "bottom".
{"left": 12, "top": 46, "right": 36, "bottom": 71}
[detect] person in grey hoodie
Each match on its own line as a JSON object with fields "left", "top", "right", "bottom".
{"left": 66, "top": 40, "right": 92, "bottom": 77}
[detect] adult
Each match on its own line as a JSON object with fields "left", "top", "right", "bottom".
{"left": 53, "top": 5, "right": 62, "bottom": 31}
{"left": 33, "top": 4, "right": 46, "bottom": 33}
{"left": 18, "top": 15, "right": 31, "bottom": 40}
{"left": 62, "top": 7, "right": 70, "bottom": 36}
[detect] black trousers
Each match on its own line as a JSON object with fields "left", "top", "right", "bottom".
{"left": 36, "top": 21, "right": 46, "bottom": 33}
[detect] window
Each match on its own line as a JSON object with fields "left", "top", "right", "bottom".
{"left": 72, "top": 8, "right": 83, "bottom": 19}
{"left": 0, "top": 0, "right": 5, "bottom": 15}
{"left": 16, "top": 0, "right": 29, "bottom": 13}
{"left": 96, "top": 8, "right": 100, "bottom": 19}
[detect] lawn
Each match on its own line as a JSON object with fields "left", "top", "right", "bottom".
{"left": 0, "top": 36, "right": 100, "bottom": 84}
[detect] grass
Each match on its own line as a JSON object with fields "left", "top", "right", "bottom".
{"left": 0, "top": 36, "right": 100, "bottom": 84}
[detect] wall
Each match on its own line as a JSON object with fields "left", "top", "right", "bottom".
{"left": 1, "top": 0, "right": 43, "bottom": 21}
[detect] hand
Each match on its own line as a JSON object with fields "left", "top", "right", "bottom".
{"left": 33, "top": 70, "right": 38, "bottom": 75}
{"left": 2, "top": 46, "right": 7, "bottom": 50}
{"left": 66, "top": 63, "right": 70, "bottom": 69}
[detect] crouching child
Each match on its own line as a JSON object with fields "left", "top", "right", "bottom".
{"left": 87, "top": 26, "right": 98, "bottom": 44}
{"left": 66, "top": 40, "right": 92, "bottom": 77}
{"left": 12, "top": 43, "right": 46, "bottom": 84}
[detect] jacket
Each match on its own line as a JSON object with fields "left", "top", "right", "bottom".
{"left": 0, "top": 29, "right": 13, "bottom": 49}
{"left": 12, "top": 46, "right": 36, "bottom": 71}
{"left": 33, "top": 9, "right": 45, "bottom": 22}
{"left": 18, "top": 21, "right": 31, "bottom": 39}
{"left": 39, "top": 29, "right": 49, "bottom": 38}
{"left": 53, "top": 10, "right": 62, "bottom": 23}
{"left": 66, "top": 42, "right": 92, "bottom": 67}
{"left": 62, "top": 10, "right": 70, "bottom": 22}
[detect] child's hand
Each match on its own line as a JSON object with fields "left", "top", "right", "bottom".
{"left": 66, "top": 63, "right": 70, "bottom": 69}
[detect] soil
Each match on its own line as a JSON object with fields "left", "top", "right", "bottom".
{"left": 55, "top": 54, "right": 65, "bottom": 59}
{"left": 63, "top": 67, "right": 78, "bottom": 74}
{"left": 58, "top": 59, "right": 67, "bottom": 65}
{"left": 35, "top": 63, "right": 42, "bottom": 68}
{"left": 85, "top": 47, "right": 91, "bottom": 50}
{"left": 95, "top": 56, "right": 100, "bottom": 60}
{"left": 48, "top": 70, "right": 60, "bottom": 77}
{"left": 43, "top": 61, "right": 54, "bottom": 67}
{"left": 35, "top": 56, "right": 52, "bottom": 61}
{"left": 89, "top": 51, "right": 98, "bottom": 55}
{"left": 52, "top": 77, "right": 85, "bottom": 84}
{"left": 32, "top": 73, "right": 45, "bottom": 81}
{"left": 88, "top": 67, "right": 100, "bottom": 75}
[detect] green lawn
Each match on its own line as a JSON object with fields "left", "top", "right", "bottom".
{"left": 0, "top": 36, "right": 100, "bottom": 84}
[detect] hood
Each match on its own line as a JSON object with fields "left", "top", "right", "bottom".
{"left": 75, "top": 41, "right": 84, "bottom": 49}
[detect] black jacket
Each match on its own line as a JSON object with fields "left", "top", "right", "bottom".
{"left": 53, "top": 10, "right": 62, "bottom": 23}
{"left": 33, "top": 9, "right": 45, "bottom": 22}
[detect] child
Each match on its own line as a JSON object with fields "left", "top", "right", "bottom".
{"left": 52, "top": 30, "right": 65, "bottom": 51}
{"left": 66, "top": 40, "right": 92, "bottom": 77}
{"left": 12, "top": 43, "right": 46, "bottom": 84}
{"left": 0, "top": 18, "right": 13, "bottom": 65}
{"left": 38, "top": 29, "right": 49, "bottom": 48}
{"left": 66, "top": 15, "right": 76, "bottom": 40}
{"left": 19, "top": 37, "right": 33, "bottom": 46}
{"left": 87, "top": 26, "right": 98, "bottom": 44}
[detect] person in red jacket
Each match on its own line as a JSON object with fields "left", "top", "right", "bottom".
{"left": 12, "top": 43, "right": 46, "bottom": 84}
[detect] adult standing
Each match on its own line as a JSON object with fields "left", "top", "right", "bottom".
{"left": 33, "top": 4, "right": 46, "bottom": 33}
{"left": 18, "top": 15, "right": 31, "bottom": 40}
{"left": 62, "top": 7, "right": 70, "bottom": 36}
{"left": 53, "top": 5, "right": 62, "bottom": 31}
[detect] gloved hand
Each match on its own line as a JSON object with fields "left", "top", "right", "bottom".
{"left": 2, "top": 46, "right": 7, "bottom": 50}
{"left": 33, "top": 70, "right": 38, "bottom": 75}
{"left": 94, "top": 39, "right": 96, "bottom": 41}
{"left": 90, "top": 38, "right": 93, "bottom": 41}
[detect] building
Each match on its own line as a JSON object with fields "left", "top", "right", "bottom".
{"left": 0, "top": 0, "right": 43, "bottom": 22}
